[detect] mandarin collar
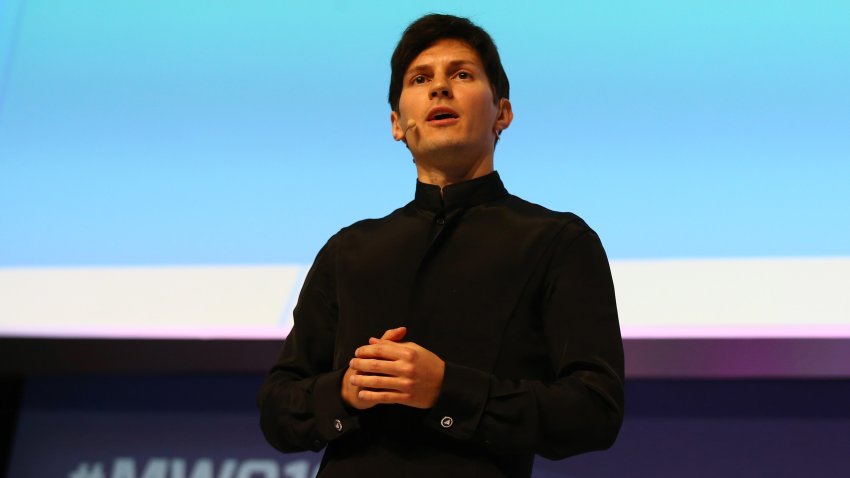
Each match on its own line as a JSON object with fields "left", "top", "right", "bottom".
{"left": 413, "top": 171, "right": 508, "bottom": 214}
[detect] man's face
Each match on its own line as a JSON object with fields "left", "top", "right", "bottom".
{"left": 391, "top": 39, "right": 511, "bottom": 163}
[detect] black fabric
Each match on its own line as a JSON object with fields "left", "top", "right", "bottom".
{"left": 258, "top": 172, "right": 624, "bottom": 478}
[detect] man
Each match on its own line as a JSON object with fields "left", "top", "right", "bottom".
{"left": 258, "top": 14, "right": 624, "bottom": 478}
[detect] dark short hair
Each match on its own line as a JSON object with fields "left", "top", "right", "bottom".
{"left": 389, "top": 14, "right": 510, "bottom": 112}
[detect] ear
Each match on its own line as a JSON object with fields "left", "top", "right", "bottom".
{"left": 493, "top": 98, "right": 514, "bottom": 135}
{"left": 391, "top": 111, "right": 405, "bottom": 142}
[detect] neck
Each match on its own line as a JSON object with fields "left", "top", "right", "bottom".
{"left": 414, "top": 151, "right": 494, "bottom": 191}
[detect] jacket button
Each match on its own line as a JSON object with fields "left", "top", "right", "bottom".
{"left": 440, "top": 416, "right": 454, "bottom": 428}
{"left": 435, "top": 217, "right": 446, "bottom": 225}
{"left": 333, "top": 419, "right": 343, "bottom": 432}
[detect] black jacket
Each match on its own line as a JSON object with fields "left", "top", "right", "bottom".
{"left": 258, "top": 172, "right": 624, "bottom": 478}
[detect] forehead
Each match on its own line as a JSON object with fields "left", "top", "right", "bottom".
{"left": 406, "top": 38, "right": 484, "bottom": 72}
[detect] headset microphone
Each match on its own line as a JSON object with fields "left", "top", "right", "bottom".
{"left": 404, "top": 119, "right": 417, "bottom": 136}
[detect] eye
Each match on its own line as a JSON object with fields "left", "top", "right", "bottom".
{"left": 456, "top": 71, "right": 471, "bottom": 80}
{"left": 412, "top": 75, "right": 428, "bottom": 85}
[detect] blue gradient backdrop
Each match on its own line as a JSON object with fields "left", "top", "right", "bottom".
{"left": 2, "top": 0, "right": 849, "bottom": 266}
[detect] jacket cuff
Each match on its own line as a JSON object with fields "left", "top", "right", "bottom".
{"left": 312, "top": 368, "right": 360, "bottom": 446}
{"left": 424, "top": 362, "right": 490, "bottom": 440}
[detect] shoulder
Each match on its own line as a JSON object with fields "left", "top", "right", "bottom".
{"left": 319, "top": 203, "right": 419, "bottom": 254}
{"left": 335, "top": 202, "right": 414, "bottom": 236}
{"left": 500, "top": 194, "right": 595, "bottom": 241}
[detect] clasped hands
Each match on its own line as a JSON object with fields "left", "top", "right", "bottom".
{"left": 341, "top": 326, "right": 445, "bottom": 410}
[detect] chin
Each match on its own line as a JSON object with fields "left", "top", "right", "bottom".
{"left": 418, "top": 136, "right": 472, "bottom": 154}
{"left": 416, "top": 143, "right": 466, "bottom": 160}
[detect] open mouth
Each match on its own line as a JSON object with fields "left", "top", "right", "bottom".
{"left": 427, "top": 107, "right": 459, "bottom": 122}
{"left": 431, "top": 113, "right": 457, "bottom": 120}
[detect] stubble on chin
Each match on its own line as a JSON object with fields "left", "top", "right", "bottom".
{"left": 413, "top": 140, "right": 468, "bottom": 166}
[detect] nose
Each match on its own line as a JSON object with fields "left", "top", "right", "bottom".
{"left": 429, "top": 77, "right": 452, "bottom": 99}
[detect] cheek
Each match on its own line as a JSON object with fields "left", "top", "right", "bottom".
{"left": 397, "top": 90, "right": 418, "bottom": 116}
{"left": 470, "top": 95, "right": 499, "bottom": 127}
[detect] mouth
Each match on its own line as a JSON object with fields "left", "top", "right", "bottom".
{"left": 426, "top": 107, "right": 460, "bottom": 122}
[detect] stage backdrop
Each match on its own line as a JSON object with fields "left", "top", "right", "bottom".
{"left": 8, "top": 376, "right": 850, "bottom": 478}
{"left": 1, "top": 1, "right": 849, "bottom": 339}
{"left": 3, "top": 3, "right": 850, "bottom": 478}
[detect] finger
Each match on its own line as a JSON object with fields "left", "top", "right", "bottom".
{"left": 355, "top": 342, "right": 415, "bottom": 361}
{"left": 357, "top": 389, "right": 411, "bottom": 405}
{"left": 349, "top": 357, "right": 409, "bottom": 376}
{"left": 350, "top": 373, "right": 412, "bottom": 392}
{"left": 379, "top": 326, "right": 407, "bottom": 342}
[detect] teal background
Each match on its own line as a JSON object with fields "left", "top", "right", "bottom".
{"left": 2, "top": 0, "right": 849, "bottom": 266}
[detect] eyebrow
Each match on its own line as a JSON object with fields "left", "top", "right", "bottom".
{"left": 406, "top": 59, "right": 478, "bottom": 76}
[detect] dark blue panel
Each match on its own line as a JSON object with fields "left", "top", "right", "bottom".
{"left": 9, "top": 376, "right": 850, "bottom": 477}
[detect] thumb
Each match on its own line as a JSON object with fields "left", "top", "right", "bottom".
{"left": 379, "top": 326, "right": 407, "bottom": 342}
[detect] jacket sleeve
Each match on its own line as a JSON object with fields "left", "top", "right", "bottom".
{"left": 257, "top": 236, "right": 361, "bottom": 452}
{"left": 423, "top": 227, "right": 625, "bottom": 459}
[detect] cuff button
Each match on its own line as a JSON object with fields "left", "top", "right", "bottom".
{"left": 440, "top": 416, "right": 454, "bottom": 428}
{"left": 333, "top": 419, "right": 343, "bottom": 432}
